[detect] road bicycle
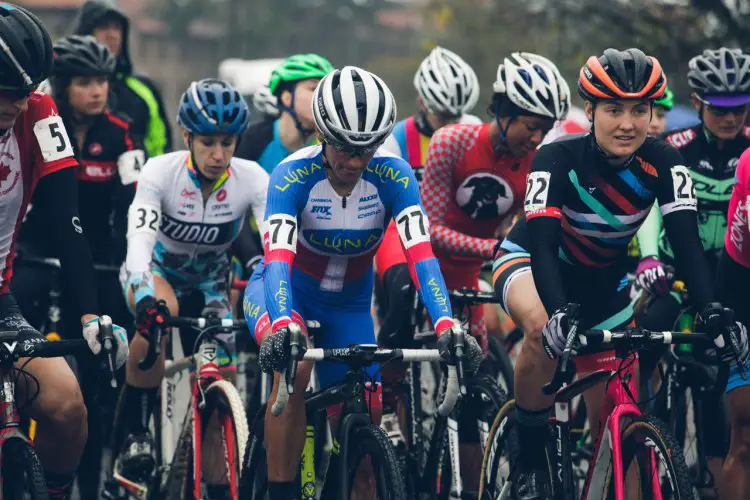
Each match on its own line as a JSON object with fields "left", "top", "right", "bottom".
{"left": 479, "top": 306, "right": 731, "bottom": 499}
{"left": 241, "top": 323, "right": 466, "bottom": 500}
{"left": 105, "top": 314, "right": 248, "bottom": 500}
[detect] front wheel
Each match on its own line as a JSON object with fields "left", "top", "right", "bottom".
{"left": 346, "top": 424, "right": 406, "bottom": 500}
{"left": 605, "top": 415, "right": 693, "bottom": 499}
{"left": 2, "top": 436, "right": 48, "bottom": 500}
{"left": 478, "top": 399, "right": 517, "bottom": 500}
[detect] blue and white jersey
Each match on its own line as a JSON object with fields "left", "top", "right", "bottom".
{"left": 262, "top": 144, "right": 454, "bottom": 333}
{"left": 122, "top": 150, "right": 269, "bottom": 302}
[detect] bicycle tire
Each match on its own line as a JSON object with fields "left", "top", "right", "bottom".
{"left": 478, "top": 399, "right": 517, "bottom": 500}
{"left": 174, "top": 380, "right": 248, "bottom": 500}
{"left": 604, "top": 414, "right": 693, "bottom": 500}
{"left": 2, "top": 436, "right": 48, "bottom": 500}
{"left": 346, "top": 424, "right": 406, "bottom": 500}
{"left": 239, "top": 405, "right": 268, "bottom": 500}
{"left": 485, "top": 335, "right": 515, "bottom": 398}
{"left": 437, "top": 374, "right": 506, "bottom": 500}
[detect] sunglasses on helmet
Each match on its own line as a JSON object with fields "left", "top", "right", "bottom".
{"left": 697, "top": 96, "right": 750, "bottom": 117}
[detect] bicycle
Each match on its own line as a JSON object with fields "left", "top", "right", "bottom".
{"left": 105, "top": 314, "right": 249, "bottom": 500}
{"left": 240, "top": 323, "right": 466, "bottom": 500}
{"left": 0, "top": 316, "right": 117, "bottom": 498}
{"left": 479, "top": 309, "right": 727, "bottom": 499}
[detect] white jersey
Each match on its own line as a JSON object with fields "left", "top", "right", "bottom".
{"left": 123, "top": 150, "right": 268, "bottom": 302}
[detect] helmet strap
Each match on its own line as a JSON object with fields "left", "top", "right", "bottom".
{"left": 278, "top": 87, "right": 316, "bottom": 141}
{"left": 415, "top": 111, "right": 436, "bottom": 137}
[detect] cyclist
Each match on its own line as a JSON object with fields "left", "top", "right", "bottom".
{"left": 373, "top": 45, "right": 480, "bottom": 443}
{"left": 242, "top": 66, "right": 482, "bottom": 500}
{"left": 649, "top": 84, "right": 674, "bottom": 136}
{"left": 114, "top": 78, "right": 269, "bottom": 496}
{"left": 235, "top": 53, "right": 333, "bottom": 172}
{"left": 0, "top": 5, "right": 128, "bottom": 499}
{"left": 634, "top": 48, "right": 750, "bottom": 489}
{"left": 493, "top": 48, "right": 748, "bottom": 498}
{"left": 11, "top": 33, "right": 143, "bottom": 499}
{"left": 252, "top": 84, "right": 279, "bottom": 120}
{"left": 718, "top": 147, "right": 750, "bottom": 499}
{"left": 421, "top": 50, "right": 569, "bottom": 493}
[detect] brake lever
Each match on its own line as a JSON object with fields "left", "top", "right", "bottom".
{"left": 98, "top": 315, "right": 117, "bottom": 389}
{"left": 452, "top": 329, "right": 467, "bottom": 396}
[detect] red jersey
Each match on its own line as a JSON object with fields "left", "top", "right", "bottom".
{"left": 421, "top": 122, "right": 533, "bottom": 273}
{"left": 0, "top": 92, "right": 78, "bottom": 292}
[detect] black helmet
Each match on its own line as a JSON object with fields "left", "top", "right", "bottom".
{"left": 53, "top": 35, "right": 115, "bottom": 77}
{"left": 0, "top": 4, "right": 53, "bottom": 91}
{"left": 578, "top": 48, "right": 666, "bottom": 102}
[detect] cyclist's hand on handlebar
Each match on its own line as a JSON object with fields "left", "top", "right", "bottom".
{"left": 135, "top": 296, "right": 170, "bottom": 337}
{"left": 698, "top": 303, "right": 750, "bottom": 365}
{"left": 259, "top": 323, "right": 305, "bottom": 374}
{"left": 635, "top": 256, "right": 672, "bottom": 296}
{"left": 82, "top": 315, "right": 129, "bottom": 368}
{"left": 437, "top": 322, "right": 482, "bottom": 375}
{"left": 542, "top": 305, "right": 577, "bottom": 359}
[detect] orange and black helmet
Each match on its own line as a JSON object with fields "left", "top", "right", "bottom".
{"left": 578, "top": 48, "right": 666, "bottom": 102}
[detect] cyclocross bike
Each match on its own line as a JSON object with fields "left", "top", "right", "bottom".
{"left": 479, "top": 304, "right": 734, "bottom": 499}
{"left": 106, "top": 313, "right": 248, "bottom": 500}
{"left": 241, "top": 322, "right": 466, "bottom": 500}
{"left": 0, "top": 316, "right": 117, "bottom": 498}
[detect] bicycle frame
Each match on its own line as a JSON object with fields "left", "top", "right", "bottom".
{"left": 0, "top": 366, "right": 30, "bottom": 495}
{"left": 547, "top": 357, "right": 662, "bottom": 500}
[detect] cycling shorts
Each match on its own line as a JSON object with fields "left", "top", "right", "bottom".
{"left": 374, "top": 222, "right": 407, "bottom": 282}
{"left": 0, "top": 293, "right": 44, "bottom": 343}
{"left": 243, "top": 261, "right": 380, "bottom": 390}
{"left": 492, "top": 246, "right": 636, "bottom": 373}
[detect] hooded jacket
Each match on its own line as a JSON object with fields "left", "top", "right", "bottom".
{"left": 74, "top": 0, "right": 172, "bottom": 156}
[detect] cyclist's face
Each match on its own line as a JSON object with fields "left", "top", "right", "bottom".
{"left": 0, "top": 93, "right": 30, "bottom": 129}
{"left": 648, "top": 106, "right": 668, "bottom": 136}
{"left": 694, "top": 94, "right": 750, "bottom": 140}
{"left": 417, "top": 97, "right": 461, "bottom": 130}
{"left": 588, "top": 100, "right": 650, "bottom": 157}
{"left": 185, "top": 131, "right": 238, "bottom": 179}
{"left": 501, "top": 115, "right": 554, "bottom": 156}
{"left": 68, "top": 76, "right": 108, "bottom": 116}
{"left": 321, "top": 137, "right": 376, "bottom": 187}
{"left": 93, "top": 19, "right": 123, "bottom": 58}
{"left": 282, "top": 79, "right": 319, "bottom": 129}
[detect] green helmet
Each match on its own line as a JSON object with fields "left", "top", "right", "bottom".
{"left": 654, "top": 85, "right": 674, "bottom": 111}
{"left": 269, "top": 54, "right": 334, "bottom": 95}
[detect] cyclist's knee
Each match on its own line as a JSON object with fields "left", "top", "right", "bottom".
{"left": 28, "top": 359, "right": 87, "bottom": 441}
{"left": 504, "top": 273, "right": 547, "bottom": 339}
{"left": 154, "top": 276, "right": 179, "bottom": 317}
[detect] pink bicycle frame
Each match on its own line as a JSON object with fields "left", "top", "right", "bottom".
{"left": 576, "top": 357, "right": 662, "bottom": 500}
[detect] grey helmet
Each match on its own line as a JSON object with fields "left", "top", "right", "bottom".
{"left": 688, "top": 48, "right": 750, "bottom": 97}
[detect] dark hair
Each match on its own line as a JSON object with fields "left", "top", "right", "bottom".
{"left": 487, "top": 92, "right": 540, "bottom": 118}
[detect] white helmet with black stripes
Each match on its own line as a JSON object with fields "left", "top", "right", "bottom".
{"left": 312, "top": 66, "right": 397, "bottom": 148}
{"left": 414, "top": 47, "right": 479, "bottom": 117}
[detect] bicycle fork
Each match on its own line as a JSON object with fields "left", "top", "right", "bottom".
{"left": 548, "top": 399, "right": 577, "bottom": 499}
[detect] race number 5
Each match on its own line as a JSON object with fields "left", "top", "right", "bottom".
{"left": 670, "top": 165, "right": 697, "bottom": 205}
{"left": 395, "top": 205, "right": 430, "bottom": 249}
{"left": 34, "top": 115, "right": 74, "bottom": 162}
{"left": 267, "top": 214, "right": 298, "bottom": 252}
{"left": 525, "top": 171, "right": 551, "bottom": 213}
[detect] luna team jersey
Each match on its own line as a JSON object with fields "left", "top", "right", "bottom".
{"left": 260, "top": 144, "right": 454, "bottom": 334}
{"left": 122, "top": 151, "right": 269, "bottom": 303}
{"left": 1, "top": 92, "right": 79, "bottom": 293}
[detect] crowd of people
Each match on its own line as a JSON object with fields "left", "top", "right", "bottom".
{"left": 1, "top": 0, "right": 750, "bottom": 498}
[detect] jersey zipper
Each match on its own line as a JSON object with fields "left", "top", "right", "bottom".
{"left": 342, "top": 196, "right": 347, "bottom": 209}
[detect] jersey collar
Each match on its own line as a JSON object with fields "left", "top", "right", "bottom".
{"left": 186, "top": 154, "right": 231, "bottom": 192}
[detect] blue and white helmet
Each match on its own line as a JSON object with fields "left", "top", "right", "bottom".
{"left": 177, "top": 78, "right": 250, "bottom": 135}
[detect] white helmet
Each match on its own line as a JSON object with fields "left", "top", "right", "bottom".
{"left": 312, "top": 66, "right": 397, "bottom": 148}
{"left": 493, "top": 52, "right": 570, "bottom": 121}
{"left": 414, "top": 47, "right": 480, "bottom": 117}
{"left": 688, "top": 48, "right": 750, "bottom": 96}
{"left": 252, "top": 85, "right": 279, "bottom": 118}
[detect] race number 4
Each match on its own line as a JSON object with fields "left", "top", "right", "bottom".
{"left": 395, "top": 205, "right": 430, "bottom": 249}
{"left": 267, "top": 214, "right": 298, "bottom": 252}
{"left": 670, "top": 165, "right": 697, "bottom": 206}
{"left": 525, "top": 172, "right": 551, "bottom": 213}
{"left": 118, "top": 149, "right": 146, "bottom": 185}
{"left": 34, "top": 115, "right": 74, "bottom": 162}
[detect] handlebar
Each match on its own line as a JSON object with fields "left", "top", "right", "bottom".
{"left": 0, "top": 337, "right": 89, "bottom": 365}
{"left": 271, "top": 343, "right": 463, "bottom": 417}
{"left": 137, "top": 314, "right": 247, "bottom": 371}
{"left": 543, "top": 323, "right": 720, "bottom": 396}
{"left": 448, "top": 288, "right": 504, "bottom": 305}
